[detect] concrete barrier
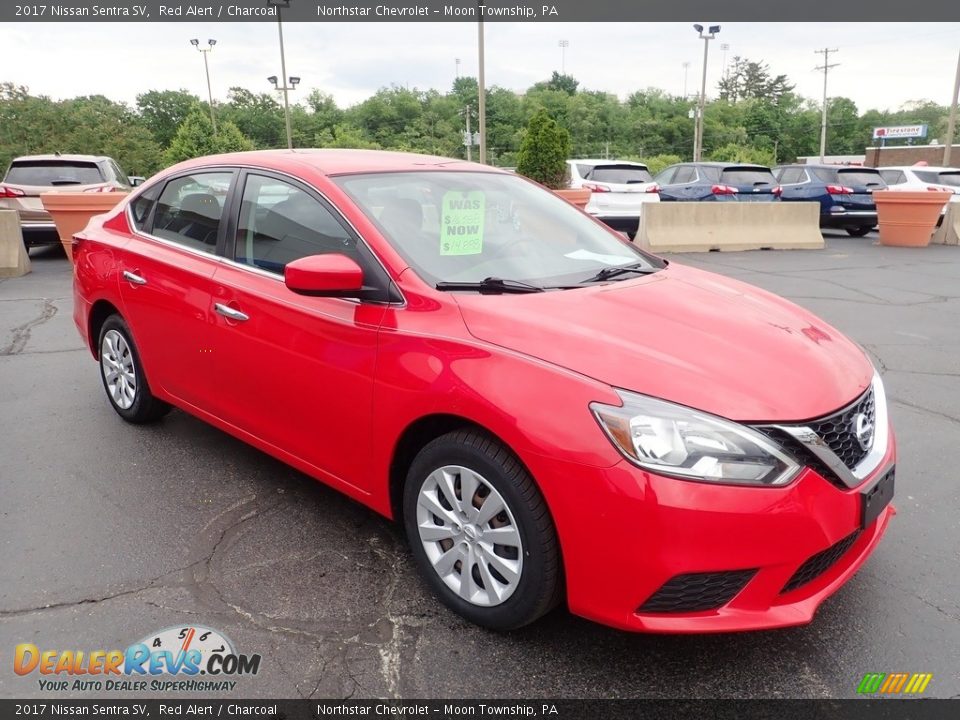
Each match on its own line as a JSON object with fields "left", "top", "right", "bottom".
{"left": 0, "top": 210, "right": 30, "bottom": 278}
{"left": 931, "top": 201, "right": 960, "bottom": 246}
{"left": 636, "top": 201, "right": 824, "bottom": 253}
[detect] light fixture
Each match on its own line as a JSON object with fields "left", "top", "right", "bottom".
{"left": 693, "top": 24, "right": 703, "bottom": 32}
{"left": 190, "top": 38, "right": 200, "bottom": 46}
{"left": 289, "top": 76, "right": 300, "bottom": 87}
{"left": 267, "top": 75, "right": 278, "bottom": 86}
{"left": 208, "top": 39, "right": 217, "bottom": 47}
{"left": 709, "top": 25, "right": 721, "bottom": 34}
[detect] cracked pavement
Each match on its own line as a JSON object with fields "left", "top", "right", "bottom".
{"left": 1, "top": 231, "right": 959, "bottom": 700}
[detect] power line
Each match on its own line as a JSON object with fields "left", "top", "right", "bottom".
{"left": 814, "top": 48, "right": 839, "bottom": 162}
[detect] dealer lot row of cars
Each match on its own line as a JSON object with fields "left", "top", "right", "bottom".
{"left": 567, "top": 158, "right": 960, "bottom": 238}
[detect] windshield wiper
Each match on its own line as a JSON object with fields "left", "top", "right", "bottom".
{"left": 435, "top": 277, "right": 545, "bottom": 294}
{"left": 582, "top": 263, "right": 658, "bottom": 284}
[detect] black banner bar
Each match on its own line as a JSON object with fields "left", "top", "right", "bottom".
{"left": 2, "top": 699, "right": 960, "bottom": 720}
{"left": 2, "top": 0, "right": 959, "bottom": 22}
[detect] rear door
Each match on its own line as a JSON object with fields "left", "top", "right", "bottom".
{"left": 658, "top": 165, "right": 699, "bottom": 201}
{"left": 119, "top": 168, "right": 236, "bottom": 409}
{"left": 0, "top": 159, "right": 107, "bottom": 225}
{"left": 209, "top": 170, "right": 388, "bottom": 490}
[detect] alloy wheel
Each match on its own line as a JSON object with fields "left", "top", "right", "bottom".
{"left": 101, "top": 329, "right": 137, "bottom": 410}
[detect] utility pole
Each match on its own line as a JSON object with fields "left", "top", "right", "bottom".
{"left": 693, "top": 25, "right": 720, "bottom": 163}
{"left": 559, "top": 39, "right": 569, "bottom": 74}
{"left": 464, "top": 103, "right": 472, "bottom": 162}
{"left": 477, "top": 15, "right": 486, "bottom": 164}
{"left": 943, "top": 48, "right": 960, "bottom": 166}
{"left": 815, "top": 48, "right": 839, "bottom": 164}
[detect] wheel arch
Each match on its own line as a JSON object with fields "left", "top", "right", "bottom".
{"left": 88, "top": 299, "right": 122, "bottom": 358}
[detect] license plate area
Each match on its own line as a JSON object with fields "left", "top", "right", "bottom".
{"left": 861, "top": 467, "right": 895, "bottom": 529}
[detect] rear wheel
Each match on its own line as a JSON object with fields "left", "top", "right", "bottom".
{"left": 403, "top": 430, "right": 561, "bottom": 630}
{"left": 846, "top": 226, "right": 872, "bottom": 237}
{"left": 98, "top": 315, "right": 171, "bottom": 424}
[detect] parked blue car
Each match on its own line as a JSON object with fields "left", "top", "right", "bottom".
{"left": 774, "top": 164, "right": 887, "bottom": 237}
{"left": 654, "top": 162, "right": 780, "bottom": 202}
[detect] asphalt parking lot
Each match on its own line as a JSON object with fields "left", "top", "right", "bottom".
{"left": 1, "top": 230, "right": 959, "bottom": 700}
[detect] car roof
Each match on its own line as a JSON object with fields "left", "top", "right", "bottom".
{"left": 880, "top": 166, "right": 960, "bottom": 172}
{"left": 786, "top": 164, "right": 879, "bottom": 171}
{"left": 569, "top": 159, "right": 649, "bottom": 167}
{"left": 12, "top": 153, "right": 109, "bottom": 163}
{"left": 171, "top": 149, "right": 501, "bottom": 177}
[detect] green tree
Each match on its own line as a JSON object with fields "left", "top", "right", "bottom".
{"left": 162, "top": 109, "right": 253, "bottom": 165}
{"left": 641, "top": 154, "right": 683, "bottom": 175}
{"left": 136, "top": 89, "right": 201, "bottom": 147}
{"left": 516, "top": 108, "right": 570, "bottom": 189}
{"left": 707, "top": 143, "right": 776, "bottom": 166}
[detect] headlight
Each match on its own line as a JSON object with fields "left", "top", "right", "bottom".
{"left": 590, "top": 391, "right": 800, "bottom": 486}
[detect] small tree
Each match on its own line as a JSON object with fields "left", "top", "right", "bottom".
{"left": 162, "top": 109, "right": 253, "bottom": 166}
{"left": 516, "top": 108, "right": 571, "bottom": 190}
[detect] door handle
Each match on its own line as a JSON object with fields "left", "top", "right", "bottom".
{"left": 214, "top": 303, "right": 249, "bottom": 322}
{"left": 122, "top": 270, "right": 147, "bottom": 286}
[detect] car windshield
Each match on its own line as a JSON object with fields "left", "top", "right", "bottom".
{"left": 5, "top": 160, "right": 103, "bottom": 186}
{"left": 334, "top": 171, "right": 663, "bottom": 287}
{"left": 586, "top": 165, "right": 654, "bottom": 184}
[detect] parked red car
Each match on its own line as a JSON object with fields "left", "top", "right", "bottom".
{"left": 73, "top": 150, "right": 895, "bottom": 633}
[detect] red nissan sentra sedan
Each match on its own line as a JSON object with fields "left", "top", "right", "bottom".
{"left": 73, "top": 150, "right": 895, "bottom": 633}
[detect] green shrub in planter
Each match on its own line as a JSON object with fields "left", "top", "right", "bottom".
{"left": 516, "top": 108, "right": 571, "bottom": 190}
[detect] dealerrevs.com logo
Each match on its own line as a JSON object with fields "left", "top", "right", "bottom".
{"left": 14, "top": 625, "right": 261, "bottom": 692}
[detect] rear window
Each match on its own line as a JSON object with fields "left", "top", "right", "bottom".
{"left": 719, "top": 168, "right": 776, "bottom": 185}
{"left": 5, "top": 160, "right": 104, "bottom": 186}
{"left": 836, "top": 169, "right": 885, "bottom": 187}
{"left": 585, "top": 165, "right": 654, "bottom": 184}
{"left": 915, "top": 170, "right": 960, "bottom": 187}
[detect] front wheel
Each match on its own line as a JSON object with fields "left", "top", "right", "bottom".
{"left": 403, "top": 430, "right": 561, "bottom": 630}
{"left": 98, "top": 315, "right": 171, "bottom": 424}
{"left": 846, "top": 226, "right": 872, "bottom": 237}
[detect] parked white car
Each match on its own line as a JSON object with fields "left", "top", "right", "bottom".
{"left": 878, "top": 166, "right": 960, "bottom": 203}
{"left": 567, "top": 159, "right": 660, "bottom": 238}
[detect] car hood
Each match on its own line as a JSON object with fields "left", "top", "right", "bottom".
{"left": 453, "top": 263, "right": 872, "bottom": 422}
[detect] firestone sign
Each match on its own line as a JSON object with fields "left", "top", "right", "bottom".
{"left": 872, "top": 125, "right": 929, "bottom": 140}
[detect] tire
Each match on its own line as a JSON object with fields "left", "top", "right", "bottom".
{"left": 402, "top": 429, "right": 562, "bottom": 630}
{"left": 846, "top": 226, "right": 872, "bottom": 237}
{"left": 98, "top": 315, "right": 171, "bottom": 424}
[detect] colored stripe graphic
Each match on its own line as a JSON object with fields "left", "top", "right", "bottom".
{"left": 858, "top": 672, "right": 932, "bottom": 694}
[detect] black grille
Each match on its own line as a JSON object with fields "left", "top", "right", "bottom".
{"left": 754, "top": 387, "right": 875, "bottom": 488}
{"left": 638, "top": 569, "right": 757, "bottom": 613}
{"left": 781, "top": 530, "right": 862, "bottom": 594}
{"left": 808, "top": 388, "right": 875, "bottom": 470}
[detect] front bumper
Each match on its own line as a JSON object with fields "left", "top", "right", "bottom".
{"left": 529, "top": 429, "right": 896, "bottom": 633}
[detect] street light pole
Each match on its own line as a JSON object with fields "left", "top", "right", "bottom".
{"left": 559, "top": 39, "right": 569, "bottom": 74}
{"left": 268, "top": 0, "right": 294, "bottom": 149}
{"left": 477, "top": 14, "right": 486, "bottom": 164}
{"left": 190, "top": 38, "right": 217, "bottom": 134}
{"left": 693, "top": 24, "right": 720, "bottom": 162}
{"left": 943, "top": 48, "right": 960, "bottom": 167}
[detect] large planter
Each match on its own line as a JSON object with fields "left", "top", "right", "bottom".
{"left": 554, "top": 187, "right": 592, "bottom": 210}
{"left": 874, "top": 190, "right": 951, "bottom": 248}
{"left": 40, "top": 191, "right": 128, "bottom": 263}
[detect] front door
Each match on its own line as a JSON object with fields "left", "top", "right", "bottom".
{"left": 209, "top": 171, "right": 387, "bottom": 493}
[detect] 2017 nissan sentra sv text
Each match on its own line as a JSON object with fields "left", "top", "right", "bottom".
{"left": 73, "top": 149, "right": 896, "bottom": 632}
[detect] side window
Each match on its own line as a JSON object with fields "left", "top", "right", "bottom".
{"left": 108, "top": 160, "right": 129, "bottom": 187}
{"left": 655, "top": 166, "right": 677, "bottom": 185}
{"left": 673, "top": 166, "right": 696, "bottom": 184}
{"left": 780, "top": 167, "right": 802, "bottom": 184}
{"left": 234, "top": 174, "right": 356, "bottom": 275}
{"left": 151, "top": 172, "right": 232, "bottom": 252}
{"left": 129, "top": 184, "right": 161, "bottom": 231}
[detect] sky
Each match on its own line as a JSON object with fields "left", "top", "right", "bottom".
{"left": 2, "top": 22, "right": 959, "bottom": 121}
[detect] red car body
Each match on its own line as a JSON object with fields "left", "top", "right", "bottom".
{"left": 73, "top": 150, "right": 895, "bottom": 632}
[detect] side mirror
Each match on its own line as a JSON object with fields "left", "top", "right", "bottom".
{"left": 284, "top": 254, "right": 364, "bottom": 297}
